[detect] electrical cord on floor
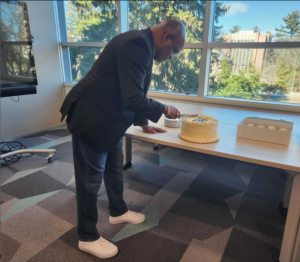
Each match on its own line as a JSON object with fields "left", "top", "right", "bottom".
{"left": 1, "top": 141, "right": 33, "bottom": 164}
{"left": 9, "top": 96, "right": 20, "bottom": 102}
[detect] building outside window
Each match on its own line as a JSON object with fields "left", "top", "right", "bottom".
{"left": 222, "top": 30, "right": 270, "bottom": 74}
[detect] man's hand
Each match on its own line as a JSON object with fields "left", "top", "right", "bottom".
{"left": 164, "top": 105, "right": 180, "bottom": 119}
{"left": 141, "top": 125, "right": 167, "bottom": 134}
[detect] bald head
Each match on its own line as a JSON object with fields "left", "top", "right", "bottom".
{"left": 159, "top": 19, "right": 186, "bottom": 45}
{"left": 151, "top": 19, "right": 186, "bottom": 62}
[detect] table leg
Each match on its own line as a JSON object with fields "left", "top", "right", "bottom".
{"left": 123, "top": 137, "right": 132, "bottom": 170}
{"left": 280, "top": 172, "right": 294, "bottom": 215}
{"left": 283, "top": 172, "right": 294, "bottom": 208}
{"left": 280, "top": 172, "right": 300, "bottom": 262}
{"left": 292, "top": 220, "right": 300, "bottom": 262}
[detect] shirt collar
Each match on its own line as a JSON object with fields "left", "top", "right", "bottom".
{"left": 145, "top": 27, "right": 155, "bottom": 58}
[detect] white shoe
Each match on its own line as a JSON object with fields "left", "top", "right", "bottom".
{"left": 78, "top": 237, "right": 118, "bottom": 258}
{"left": 109, "top": 210, "right": 146, "bottom": 225}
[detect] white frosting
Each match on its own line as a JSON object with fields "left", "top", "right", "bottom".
{"left": 164, "top": 117, "right": 182, "bottom": 128}
{"left": 268, "top": 126, "right": 276, "bottom": 130}
{"left": 247, "top": 123, "right": 254, "bottom": 127}
{"left": 257, "top": 125, "right": 265, "bottom": 128}
{"left": 280, "top": 127, "right": 287, "bottom": 131}
{"left": 179, "top": 115, "right": 219, "bottom": 143}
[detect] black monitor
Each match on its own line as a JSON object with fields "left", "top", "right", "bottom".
{"left": 1, "top": 0, "right": 37, "bottom": 98}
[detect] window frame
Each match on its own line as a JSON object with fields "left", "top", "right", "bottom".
{"left": 56, "top": 0, "right": 300, "bottom": 113}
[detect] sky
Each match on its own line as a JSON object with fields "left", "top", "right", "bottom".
{"left": 216, "top": 1, "right": 299, "bottom": 35}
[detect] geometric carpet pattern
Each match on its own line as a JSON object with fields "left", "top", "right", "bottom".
{"left": 1, "top": 126, "right": 287, "bottom": 261}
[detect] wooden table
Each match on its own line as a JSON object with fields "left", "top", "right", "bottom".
{"left": 124, "top": 99, "right": 300, "bottom": 262}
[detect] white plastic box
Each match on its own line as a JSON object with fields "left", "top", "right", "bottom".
{"left": 236, "top": 117, "right": 293, "bottom": 146}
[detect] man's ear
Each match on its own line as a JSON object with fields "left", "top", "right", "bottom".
{"left": 162, "top": 32, "right": 171, "bottom": 43}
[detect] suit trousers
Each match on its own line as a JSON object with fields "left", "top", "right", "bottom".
{"left": 72, "top": 134, "right": 128, "bottom": 241}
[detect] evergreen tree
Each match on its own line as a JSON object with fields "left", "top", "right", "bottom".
{"left": 275, "top": 11, "right": 300, "bottom": 40}
{"left": 260, "top": 82, "right": 289, "bottom": 100}
{"left": 211, "top": 58, "right": 261, "bottom": 100}
{"left": 229, "top": 25, "right": 240, "bottom": 33}
{"left": 274, "top": 10, "right": 300, "bottom": 92}
{"left": 275, "top": 58, "right": 293, "bottom": 89}
{"left": 65, "top": 0, "right": 118, "bottom": 81}
{"left": 253, "top": 25, "right": 260, "bottom": 33}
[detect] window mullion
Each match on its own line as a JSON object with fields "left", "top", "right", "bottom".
{"left": 117, "top": 1, "right": 121, "bottom": 34}
{"left": 184, "top": 43, "right": 203, "bottom": 49}
{"left": 119, "top": 1, "right": 129, "bottom": 33}
{"left": 55, "top": 0, "right": 72, "bottom": 82}
{"left": 208, "top": 42, "right": 300, "bottom": 49}
{"left": 61, "top": 42, "right": 107, "bottom": 47}
{"left": 198, "top": 1, "right": 215, "bottom": 98}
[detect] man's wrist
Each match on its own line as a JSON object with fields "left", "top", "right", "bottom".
{"left": 164, "top": 105, "right": 170, "bottom": 116}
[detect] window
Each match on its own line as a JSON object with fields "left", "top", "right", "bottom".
{"left": 213, "top": 1, "right": 300, "bottom": 43}
{"left": 64, "top": 0, "right": 118, "bottom": 42}
{"left": 58, "top": 1, "right": 118, "bottom": 82}
{"left": 57, "top": 1, "right": 300, "bottom": 111}
{"left": 208, "top": 1, "right": 300, "bottom": 105}
{"left": 129, "top": 1, "right": 205, "bottom": 43}
{"left": 150, "top": 49, "right": 201, "bottom": 95}
{"left": 69, "top": 47, "right": 103, "bottom": 82}
{"left": 128, "top": 1, "right": 204, "bottom": 95}
{"left": 209, "top": 48, "right": 300, "bottom": 104}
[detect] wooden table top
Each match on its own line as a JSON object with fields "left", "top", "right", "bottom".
{"left": 125, "top": 99, "right": 300, "bottom": 172}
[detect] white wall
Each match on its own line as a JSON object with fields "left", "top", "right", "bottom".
{"left": 1, "top": 1, "right": 64, "bottom": 140}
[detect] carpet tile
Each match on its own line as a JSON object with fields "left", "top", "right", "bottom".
{"left": 221, "top": 228, "right": 280, "bottom": 262}
{"left": 1, "top": 233, "right": 22, "bottom": 262}
{"left": 0, "top": 171, "right": 65, "bottom": 199}
{"left": 180, "top": 227, "right": 233, "bottom": 262}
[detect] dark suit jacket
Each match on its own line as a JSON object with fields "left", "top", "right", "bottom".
{"left": 60, "top": 28, "right": 165, "bottom": 152}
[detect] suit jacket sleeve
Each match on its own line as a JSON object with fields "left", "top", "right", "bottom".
{"left": 133, "top": 114, "right": 148, "bottom": 126}
{"left": 118, "top": 39, "right": 165, "bottom": 123}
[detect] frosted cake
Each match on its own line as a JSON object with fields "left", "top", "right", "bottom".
{"left": 164, "top": 117, "right": 182, "bottom": 128}
{"left": 179, "top": 115, "right": 219, "bottom": 143}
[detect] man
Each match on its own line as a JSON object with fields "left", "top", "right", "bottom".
{"left": 60, "top": 18, "right": 186, "bottom": 259}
